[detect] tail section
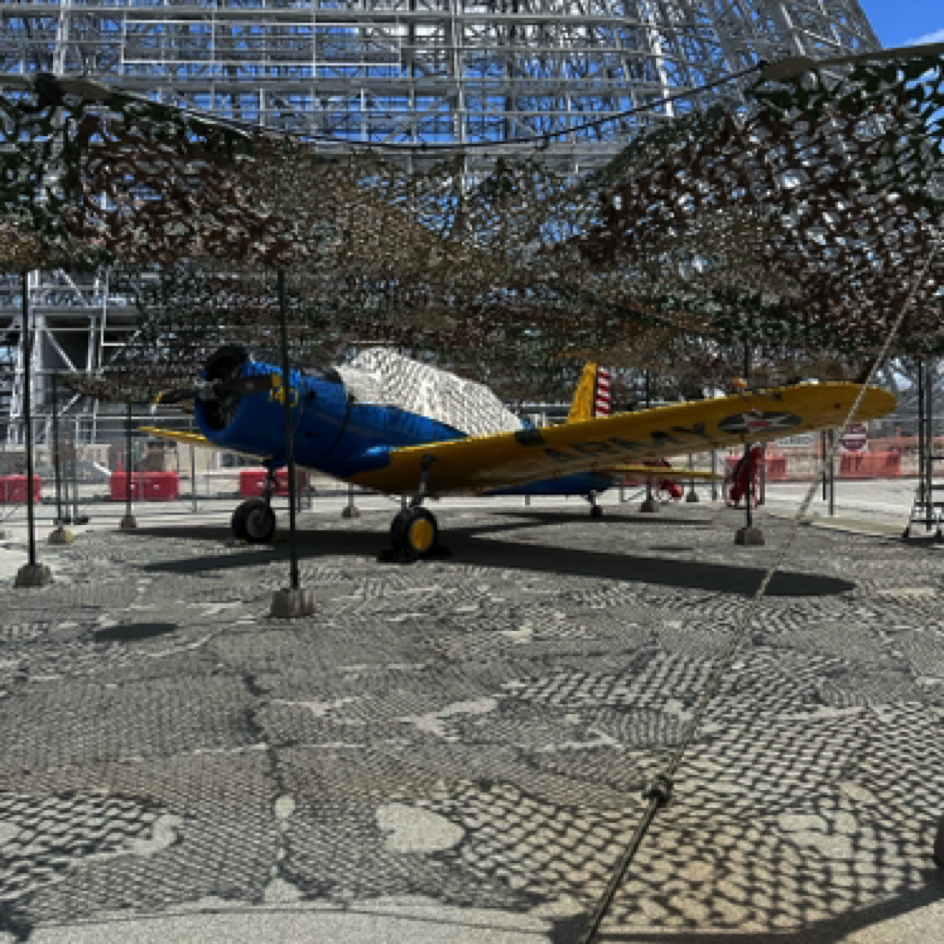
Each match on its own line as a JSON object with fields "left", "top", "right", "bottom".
{"left": 567, "top": 364, "right": 612, "bottom": 423}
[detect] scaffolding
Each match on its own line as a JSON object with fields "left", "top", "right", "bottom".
{"left": 0, "top": 1, "right": 883, "bottom": 445}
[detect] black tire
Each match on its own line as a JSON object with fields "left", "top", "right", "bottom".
{"left": 390, "top": 507, "right": 438, "bottom": 556}
{"left": 590, "top": 504, "right": 603, "bottom": 518}
{"left": 231, "top": 499, "right": 263, "bottom": 541}
{"left": 244, "top": 500, "right": 277, "bottom": 544}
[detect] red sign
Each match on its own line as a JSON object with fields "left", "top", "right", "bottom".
{"left": 841, "top": 423, "right": 868, "bottom": 452}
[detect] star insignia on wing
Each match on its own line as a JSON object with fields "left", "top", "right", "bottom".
{"left": 718, "top": 411, "right": 803, "bottom": 434}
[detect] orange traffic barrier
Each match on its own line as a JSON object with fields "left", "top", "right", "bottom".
{"left": 838, "top": 451, "right": 901, "bottom": 479}
{"left": 878, "top": 451, "right": 901, "bottom": 477}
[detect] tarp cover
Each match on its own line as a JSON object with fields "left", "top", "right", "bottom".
{"left": 336, "top": 348, "right": 523, "bottom": 438}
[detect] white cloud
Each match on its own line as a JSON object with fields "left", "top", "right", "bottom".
{"left": 905, "top": 28, "right": 944, "bottom": 46}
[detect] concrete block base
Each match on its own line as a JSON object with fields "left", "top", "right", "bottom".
{"left": 119, "top": 515, "right": 138, "bottom": 530}
{"left": 685, "top": 491, "right": 700, "bottom": 503}
{"left": 14, "top": 563, "right": 53, "bottom": 588}
{"left": 341, "top": 505, "right": 361, "bottom": 519}
{"left": 48, "top": 528, "right": 75, "bottom": 545}
{"left": 735, "top": 526, "right": 765, "bottom": 546}
{"left": 638, "top": 498, "right": 660, "bottom": 513}
{"left": 271, "top": 587, "right": 316, "bottom": 618}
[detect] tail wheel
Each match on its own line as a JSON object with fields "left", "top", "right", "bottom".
{"left": 391, "top": 507, "right": 438, "bottom": 556}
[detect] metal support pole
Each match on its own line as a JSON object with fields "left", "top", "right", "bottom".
{"left": 61, "top": 434, "right": 71, "bottom": 524}
{"left": 125, "top": 401, "right": 134, "bottom": 520}
{"left": 918, "top": 359, "right": 926, "bottom": 516}
{"left": 828, "top": 429, "right": 836, "bottom": 517}
{"left": 821, "top": 430, "right": 828, "bottom": 501}
{"left": 52, "top": 371, "right": 63, "bottom": 525}
{"left": 743, "top": 341, "right": 753, "bottom": 528}
{"left": 925, "top": 358, "right": 934, "bottom": 530}
{"left": 21, "top": 272, "right": 36, "bottom": 567}
{"left": 759, "top": 444, "right": 766, "bottom": 506}
{"left": 744, "top": 443, "right": 753, "bottom": 529}
{"left": 645, "top": 371, "right": 652, "bottom": 503}
{"left": 71, "top": 418, "right": 80, "bottom": 523}
{"left": 711, "top": 450, "right": 717, "bottom": 501}
{"left": 190, "top": 446, "right": 197, "bottom": 513}
{"left": 278, "top": 269, "right": 300, "bottom": 592}
{"left": 685, "top": 452, "right": 698, "bottom": 502}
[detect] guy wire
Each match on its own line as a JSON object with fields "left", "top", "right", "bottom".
{"left": 577, "top": 237, "right": 941, "bottom": 944}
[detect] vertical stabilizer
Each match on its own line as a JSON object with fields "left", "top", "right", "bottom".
{"left": 567, "top": 363, "right": 597, "bottom": 423}
{"left": 567, "top": 365, "right": 612, "bottom": 423}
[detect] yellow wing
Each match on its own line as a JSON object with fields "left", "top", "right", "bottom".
{"left": 349, "top": 383, "right": 895, "bottom": 496}
{"left": 138, "top": 426, "right": 273, "bottom": 462}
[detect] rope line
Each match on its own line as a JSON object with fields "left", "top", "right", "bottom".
{"left": 577, "top": 238, "right": 941, "bottom": 944}
{"left": 193, "top": 64, "right": 764, "bottom": 153}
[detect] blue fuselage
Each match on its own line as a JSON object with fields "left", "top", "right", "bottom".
{"left": 195, "top": 360, "right": 616, "bottom": 497}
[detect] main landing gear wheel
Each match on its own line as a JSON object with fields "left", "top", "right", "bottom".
{"left": 590, "top": 504, "right": 604, "bottom": 519}
{"left": 232, "top": 498, "right": 277, "bottom": 544}
{"left": 390, "top": 507, "right": 439, "bottom": 560}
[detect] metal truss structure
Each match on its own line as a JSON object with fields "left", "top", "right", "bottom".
{"left": 0, "top": 1, "right": 882, "bottom": 448}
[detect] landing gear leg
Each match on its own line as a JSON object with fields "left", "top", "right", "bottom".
{"left": 587, "top": 491, "right": 603, "bottom": 518}
{"left": 231, "top": 465, "right": 278, "bottom": 544}
{"left": 381, "top": 456, "right": 450, "bottom": 563}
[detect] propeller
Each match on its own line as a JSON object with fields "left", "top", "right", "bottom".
{"left": 153, "top": 374, "right": 275, "bottom": 406}
{"left": 762, "top": 41, "right": 944, "bottom": 83}
{"left": 152, "top": 346, "right": 278, "bottom": 428}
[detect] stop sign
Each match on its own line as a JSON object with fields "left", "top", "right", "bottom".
{"left": 841, "top": 423, "right": 868, "bottom": 452}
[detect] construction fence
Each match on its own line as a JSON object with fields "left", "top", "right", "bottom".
{"left": 0, "top": 432, "right": 934, "bottom": 520}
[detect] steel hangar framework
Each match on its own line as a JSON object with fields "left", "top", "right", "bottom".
{"left": 0, "top": 1, "right": 883, "bottom": 448}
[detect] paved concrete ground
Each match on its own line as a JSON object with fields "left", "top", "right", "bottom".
{"left": 1, "top": 488, "right": 942, "bottom": 943}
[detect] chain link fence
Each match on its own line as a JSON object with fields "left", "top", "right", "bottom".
{"left": 0, "top": 420, "right": 935, "bottom": 525}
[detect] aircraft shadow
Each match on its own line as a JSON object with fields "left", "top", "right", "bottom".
{"left": 129, "top": 518, "right": 854, "bottom": 597}
{"left": 487, "top": 509, "right": 720, "bottom": 527}
{"left": 572, "top": 872, "right": 944, "bottom": 944}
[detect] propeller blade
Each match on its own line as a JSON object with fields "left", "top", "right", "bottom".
{"left": 153, "top": 388, "right": 198, "bottom": 406}
{"left": 152, "top": 372, "right": 275, "bottom": 411}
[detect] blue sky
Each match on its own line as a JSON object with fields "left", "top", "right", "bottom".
{"left": 860, "top": 0, "right": 943, "bottom": 47}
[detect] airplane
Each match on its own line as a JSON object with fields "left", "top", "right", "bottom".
{"left": 140, "top": 344, "right": 896, "bottom": 560}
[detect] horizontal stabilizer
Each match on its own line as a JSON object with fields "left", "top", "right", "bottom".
{"left": 614, "top": 465, "right": 725, "bottom": 482}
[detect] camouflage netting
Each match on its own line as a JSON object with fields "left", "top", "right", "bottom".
{"left": 0, "top": 55, "right": 942, "bottom": 403}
